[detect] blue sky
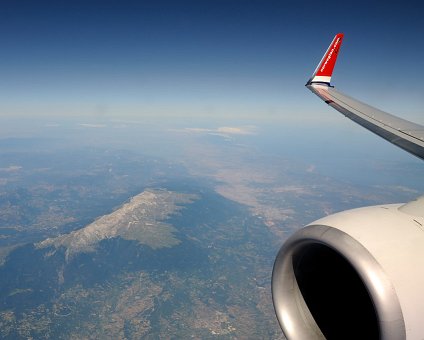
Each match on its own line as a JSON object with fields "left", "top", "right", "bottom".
{"left": 0, "top": 0, "right": 423, "bottom": 122}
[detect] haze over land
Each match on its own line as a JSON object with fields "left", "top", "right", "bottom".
{"left": 0, "top": 118, "right": 422, "bottom": 338}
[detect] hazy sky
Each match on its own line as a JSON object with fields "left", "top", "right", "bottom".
{"left": 0, "top": 0, "right": 423, "bottom": 122}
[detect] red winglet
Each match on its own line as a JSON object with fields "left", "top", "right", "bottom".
{"left": 307, "top": 33, "right": 344, "bottom": 85}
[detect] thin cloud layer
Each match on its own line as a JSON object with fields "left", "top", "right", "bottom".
{"left": 184, "top": 126, "right": 257, "bottom": 137}
{"left": 79, "top": 123, "right": 107, "bottom": 128}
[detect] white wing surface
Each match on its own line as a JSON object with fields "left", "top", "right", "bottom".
{"left": 306, "top": 34, "right": 424, "bottom": 160}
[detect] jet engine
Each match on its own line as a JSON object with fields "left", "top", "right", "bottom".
{"left": 272, "top": 196, "right": 424, "bottom": 340}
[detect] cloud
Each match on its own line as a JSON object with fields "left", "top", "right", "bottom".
{"left": 79, "top": 123, "right": 107, "bottom": 128}
{"left": 184, "top": 128, "right": 210, "bottom": 133}
{"left": 216, "top": 126, "right": 256, "bottom": 135}
{"left": 184, "top": 125, "right": 257, "bottom": 137}
{"left": 0, "top": 165, "right": 22, "bottom": 172}
{"left": 45, "top": 123, "right": 60, "bottom": 127}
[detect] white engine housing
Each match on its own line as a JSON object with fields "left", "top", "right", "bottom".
{"left": 272, "top": 197, "right": 424, "bottom": 340}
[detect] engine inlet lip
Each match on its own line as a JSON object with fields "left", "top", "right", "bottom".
{"left": 272, "top": 224, "right": 406, "bottom": 340}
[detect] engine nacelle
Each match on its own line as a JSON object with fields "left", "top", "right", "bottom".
{"left": 272, "top": 197, "right": 424, "bottom": 340}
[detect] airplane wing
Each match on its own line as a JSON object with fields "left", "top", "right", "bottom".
{"left": 306, "top": 33, "right": 424, "bottom": 160}
{"left": 272, "top": 34, "right": 424, "bottom": 340}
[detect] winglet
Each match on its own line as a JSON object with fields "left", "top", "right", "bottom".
{"left": 306, "top": 33, "right": 344, "bottom": 86}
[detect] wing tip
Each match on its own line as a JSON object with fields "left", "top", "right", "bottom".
{"left": 307, "top": 33, "right": 344, "bottom": 86}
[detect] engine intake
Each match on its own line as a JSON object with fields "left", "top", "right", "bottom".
{"left": 272, "top": 219, "right": 407, "bottom": 340}
{"left": 293, "top": 242, "right": 379, "bottom": 339}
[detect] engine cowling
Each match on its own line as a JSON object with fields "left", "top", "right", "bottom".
{"left": 272, "top": 196, "right": 424, "bottom": 340}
